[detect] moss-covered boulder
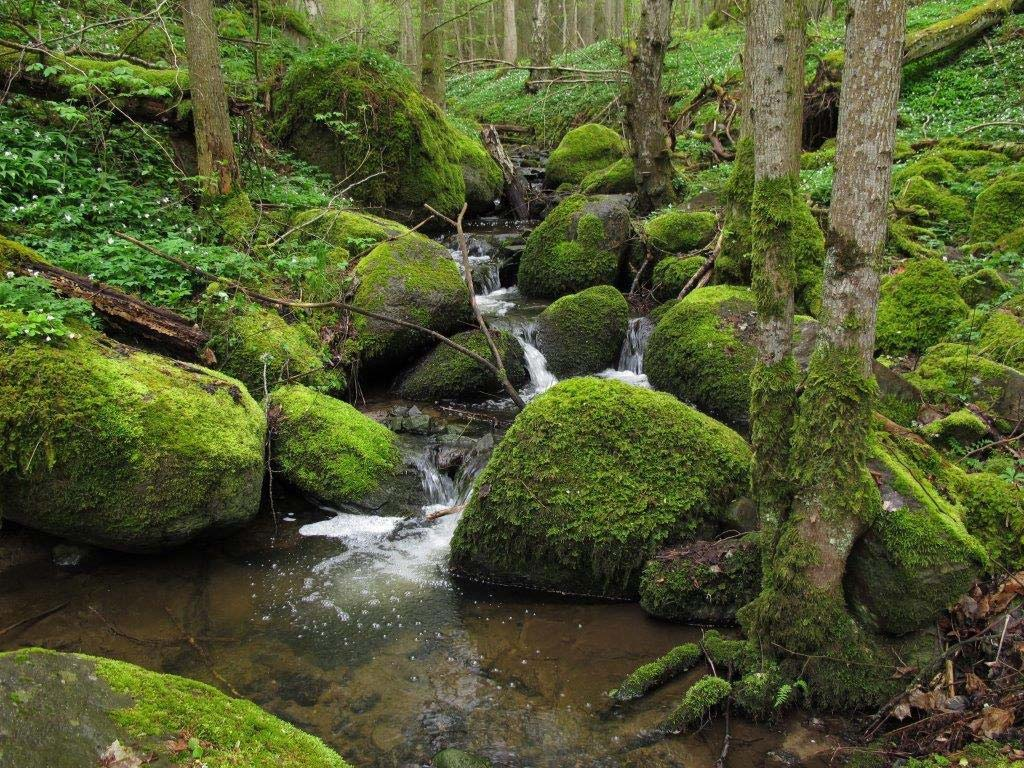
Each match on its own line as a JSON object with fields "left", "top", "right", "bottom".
{"left": 535, "top": 285, "right": 628, "bottom": 377}
{"left": 974, "top": 308, "right": 1024, "bottom": 369}
{"left": 351, "top": 234, "right": 472, "bottom": 371}
{"left": 517, "top": 194, "right": 631, "bottom": 298}
{"left": 892, "top": 155, "right": 956, "bottom": 188}
{"left": 581, "top": 157, "right": 636, "bottom": 194}
{"left": 645, "top": 285, "right": 816, "bottom": 428}
{"left": 921, "top": 408, "right": 989, "bottom": 447}
{"left": 449, "top": 377, "right": 752, "bottom": 598}
{"left": 906, "top": 343, "right": 1024, "bottom": 428}
{"left": 269, "top": 384, "right": 400, "bottom": 508}
{"left": 0, "top": 648, "right": 349, "bottom": 768}
{"left": 200, "top": 296, "right": 343, "bottom": 395}
{"left": 957, "top": 471, "right": 1024, "bottom": 572}
{"left": 651, "top": 255, "right": 704, "bottom": 302}
{"left": 639, "top": 533, "right": 762, "bottom": 625}
{"left": 896, "top": 176, "right": 969, "bottom": 225}
{"left": 645, "top": 210, "right": 717, "bottom": 255}
{"left": 544, "top": 124, "right": 627, "bottom": 188}
{"left": 971, "top": 178, "right": 1024, "bottom": 243}
{"left": 959, "top": 267, "right": 1012, "bottom": 307}
{"left": 274, "top": 45, "right": 500, "bottom": 220}
{"left": 397, "top": 330, "right": 528, "bottom": 401}
{"left": 844, "top": 429, "right": 987, "bottom": 636}
{"left": 290, "top": 208, "right": 409, "bottom": 259}
{"left": 875, "top": 259, "right": 969, "bottom": 356}
{"left": 0, "top": 324, "right": 266, "bottom": 552}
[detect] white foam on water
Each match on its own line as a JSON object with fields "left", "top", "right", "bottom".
{"left": 596, "top": 368, "right": 651, "bottom": 388}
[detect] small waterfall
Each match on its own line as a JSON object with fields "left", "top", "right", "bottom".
{"left": 513, "top": 323, "right": 557, "bottom": 396}
{"left": 412, "top": 450, "right": 458, "bottom": 509}
{"left": 618, "top": 317, "right": 654, "bottom": 375}
{"left": 449, "top": 246, "right": 501, "bottom": 296}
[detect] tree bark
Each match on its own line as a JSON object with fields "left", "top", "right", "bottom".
{"left": 181, "top": 0, "right": 240, "bottom": 197}
{"left": 526, "top": 0, "right": 550, "bottom": 89}
{"left": 400, "top": 0, "right": 421, "bottom": 76}
{"left": 420, "top": 0, "right": 446, "bottom": 105}
{"left": 482, "top": 125, "right": 532, "bottom": 218}
{"left": 625, "top": 0, "right": 676, "bottom": 213}
{"left": 503, "top": 0, "right": 519, "bottom": 61}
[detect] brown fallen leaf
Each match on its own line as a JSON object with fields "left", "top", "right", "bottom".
{"left": 99, "top": 740, "right": 142, "bottom": 768}
{"left": 965, "top": 672, "right": 989, "bottom": 695}
{"left": 970, "top": 706, "right": 1015, "bottom": 739}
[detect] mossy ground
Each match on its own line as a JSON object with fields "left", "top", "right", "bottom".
{"left": 449, "top": 377, "right": 751, "bottom": 598}
{"left": 269, "top": 384, "right": 399, "bottom": 507}
{"left": 651, "top": 255, "right": 705, "bottom": 301}
{"left": 875, "top": 259, "right": 969, "bottom": 356}
{"left": 0, "top": 316, "right": 266, "bottom": 551}
{"left": 0, "top": 647, "right": 350, "bottom": 768}
{"left": 397, "top": 330, "right": 527, "bottom": 401}
{"left": 535, "top": 284, "right": 628, "bottom": 377}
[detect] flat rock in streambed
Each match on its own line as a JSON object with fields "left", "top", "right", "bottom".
{"left": 0, "top": 647, "right": 350, "bottom": 768}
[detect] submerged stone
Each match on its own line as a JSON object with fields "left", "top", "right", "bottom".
{"left": 0, "top": 322, "right": 266, "bottom": 552}
{"left": 449, "top": 377, "right": 751, "bottom": 598}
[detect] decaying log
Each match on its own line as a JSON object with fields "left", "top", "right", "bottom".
{"left": 482, "top": 124, "right": 531, "bottom": 219}
{"left": 3, "top": 240, "right": 212, "bottom": 362}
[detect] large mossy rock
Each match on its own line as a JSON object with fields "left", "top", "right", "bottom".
{"left": 957, "top": 471, "right": 1024, "bottom": 572}
{"left": 651, "top": 255, "right": 704, "bottom": 302}
{"left": 274, "top": 45, "right": 500, "bottom": 220}
{"left": 535, "top": 285, "right": 628, "bottom": 377}
{"left": 290, "top": 208, "right": 409, "bottom": 259}
{"left": 906, "top": 342, "right": 1024, "bottom": 428}
{"left": 973, "top": 307, "right": 1024, "bottom": 369}
{"left": 517, "top": 194, "right": 631, "bottom": 299}
{"left": 397, "top": 330, "right": 528, "bottom": 401}
{"left": 958, "top": 267, "right": 1012, "bottom": 308}
{"left": 581, "top": 157, "right": 636, "bottom": 194}
{"left": 0, "top": 324, "right": 266, "bottom": 552}
{"left": 645, "top": 210, "right": 717, "bottom": 255}
{"left": 971, "top": 178, "right": 1024, "bottom": 243}
{"left": 844, "top": 428, "right": 987, "bottom": 636}
{"left": 269, "top": 384, "right": 400, "bottom": 508}
{"left": 448, "top": 377, "right": 752, "bottom": 598}
{"left": 875, "top": 259, "right": 969, "bottom": 357}
{"left": 645, "top": 285, "right": 816, "bottom": 428}
{"left": 639, "top": 533, "right": 762, "bottom": 625}
{"left": 0, "top": 648, "right": 350, "bottom": 768}
{"left": 544, "top": 124, "right": 627, "bottom": 188}
{"left": 351, "top": 234, "right": 472, "bottom": 372}
{"left": 200, "top": 296, "right": 343, "bottom": 395}
{"left": 896, "top": 176, "right": 970, "bottom": 225}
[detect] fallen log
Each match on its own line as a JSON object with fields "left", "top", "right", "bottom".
{"left": 1, "top": 237, "right": 213, "bottom": 362}
{"left": 482, "top": 125, "right": 532, "bottom": 219}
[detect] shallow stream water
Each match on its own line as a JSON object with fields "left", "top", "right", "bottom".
{"left": 0, "top": 220, "right": 846, "bottom": 767}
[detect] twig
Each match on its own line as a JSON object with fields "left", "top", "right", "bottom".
{"left": 0, "top": 601, "right": 69, "bottom": 637}
{"left": 676, "top": 225, "right": 724, "bottom": 300}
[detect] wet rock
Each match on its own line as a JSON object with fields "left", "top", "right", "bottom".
{"left": 387, "top": 405, "right": 445, "bottom": 436}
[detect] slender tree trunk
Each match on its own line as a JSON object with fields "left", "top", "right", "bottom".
{"left": 580, "top": 0, "right": 595, "bottom": 43}
{"left": 625, "top": 0, "right": 675, "bottom": 213}
{"left": 421, "top": 0, "right": 446, "bottom": 106}
{"left": 746, "top": 0, "right": 805, "bottom": 557}
{"left": 526, "top": 0, "right": 549, "bottom": 89}
{"left": 567, "top": 0, "right": 580, "bottom": 48}
{"left": 181, "top": 0, "right": 240, "bottom": 197}
{"left": 400, "top": 0, "right": 421, "bottom": 76}
{"left": 503, "top": 0, "right": 518, "bottom": 61}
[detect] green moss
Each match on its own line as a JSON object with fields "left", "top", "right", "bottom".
{"left": 580, "top": 157, "right": 636, "bottom": 194}
{"left": 200, "top": 296, "right": 343, "bottom": 395}
{"left": 892, "top": 156, "right": 957, "bottom": 188}
{"left": 351, "top": 234, "right": 472, "bottom": 371}
{"left": 217, "top": 191, "right": 259, "bottom": 243}
{"left": 458, "top": 132, "right": 505, "bottom": 214}
{"left": 269, "top": 384, "right": 399, "bottom": 506}
{"left": 996, "top": 224, "right": 1024, "bottom": 252}
{"left": 290, "top": 208, "right": 408, "bottom": 258}
{"left": 714, "top": 137, "right": 754, "bottom": 286}
{"left": 956, "top": 471, "right": 1024, "bottom": 572}
{"left": 274, "top": 45, "right": 498, "bottom": 218}
{"left": 544, "top": 124, "right": 627, "bottom": 187}
{"left": 959, "top": 268, "right": 1012, "bottom": 307}
{"left": 921, "top": 408, "right": 989, "bottom": 446}
{"left": 0, "top": 648, "right": 350, "bottom": 768}
{"left": 906, "top": 342, "right": 1023, "bottom": 429}
{"left": 651, "top": 255, "right": 704, "bottom": 302}
{"left": 975, "top": 309, "right": 1024, "bottom": 369}
{"left": 0, "top": 320, "right": 266, "bottom": 551}
{"left": 535, "top": 284, "right": 628, "bottom": 377}
{"left": 449, "top": 377, "right": 751, "bottom": 598}
{"left": 639, "top": 533, "right": 761, "bottom": 625}
{"left": 897, "top": 176, "right": 970, "bottom": 225}
{"left": 800, "top": 142, "right": 835, "bottom": 170}
{"left": 517, "top": 194, "right": 626, "bottom": 299}
{"left": 645, "top": 210, "right": 717, "bottom": 255}
{"left": 888, "top": 218, "right": 943, "bottom": 260}
{"left": 397, "top": 330, "right": 527, "bottom": 401}
{"left": 663, "top": 676, "right": 731, "bottom": 733}
{"left": 609, "top": 643, "right": 701, "bottom": 702}
{"left": 971, "top": 178, "right": 1024, "bottom": 242}
{"left": 433, "top": 749, "right": 492, "bottom": 768}
{"left": 645, "top": 285, "right": 808, "bottom": 428}
{"left": 875, "top": 259, "right": 969, "bottom": 356}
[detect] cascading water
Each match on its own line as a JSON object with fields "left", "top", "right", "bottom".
{"left": 511, "top": 322, "right": 557, "bottom": 397}
{"left": 618, "top": 317, "right": 653, "bottom": 375}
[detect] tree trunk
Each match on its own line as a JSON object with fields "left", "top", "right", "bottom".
{"left": 746, "top": 0, "right": 806, "bottom": 556}
{"left": 526, "top": 0, "right": 550, "bottom": 89}
{"left": 625, "top": 0, "right": 675, "bottom": 213}
{"left": 420, "top": 0, "right": 446, "bottom": 106}
{"left": 580, "top": 0, "right": 596, "bottom": 43}
{"left": 743, "top": 0, "right": 909, "bottom": 707}
{"left": 503, "top": 0, "right": 519, "bottom": 61}
{"left": 567, "top": 0, "right": 580, "bottom": 48}
{"left": 181, "top": 0, "right": 240, "bottom": 197}
{"left": 400, "top": 0, "right": 420, "bottom": 76}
